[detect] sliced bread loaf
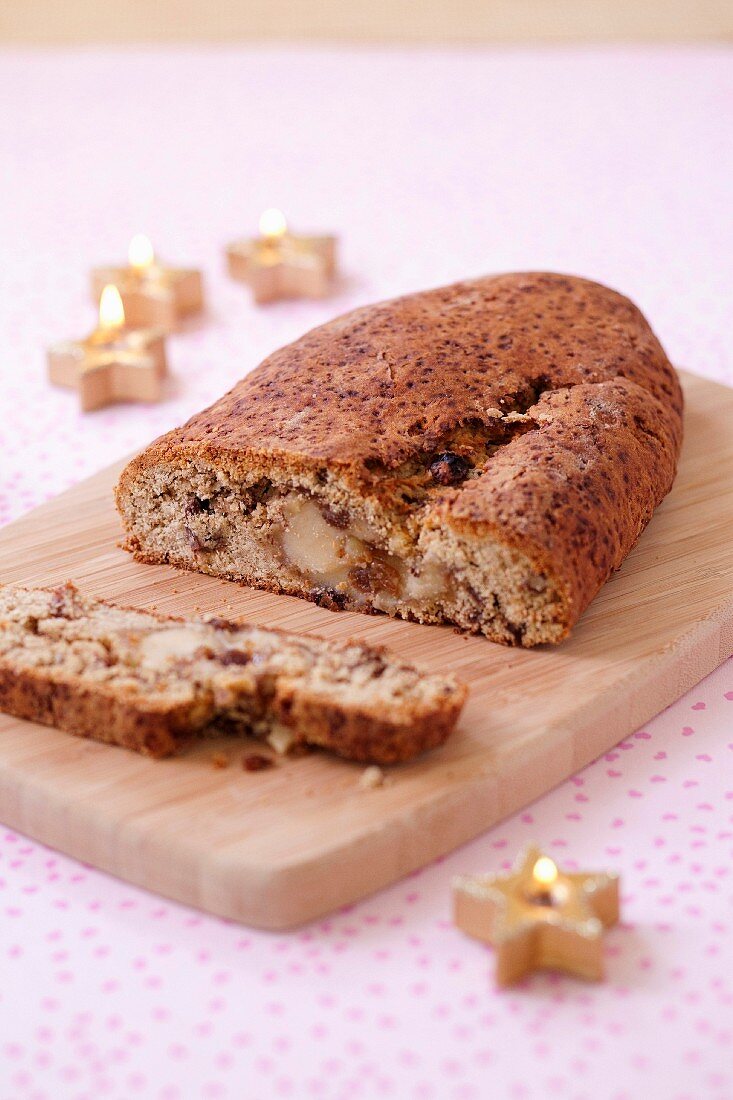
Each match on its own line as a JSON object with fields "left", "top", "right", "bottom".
{"left": 116, "top": 273, "right": 683, "bottom": 646}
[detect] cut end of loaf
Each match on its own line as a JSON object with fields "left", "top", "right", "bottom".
{"left": 116, "top": 455, "right": 571, "bottom": 647}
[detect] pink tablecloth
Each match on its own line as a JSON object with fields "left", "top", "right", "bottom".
{"left": 0, "top": 46, "right": 731, "bottom": 1100}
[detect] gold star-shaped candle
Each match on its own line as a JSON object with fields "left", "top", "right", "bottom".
{"left": 47, "top": 284, "right": 167, "bottom": 412}
{"left": 226, "top": 209, "right": 337, "bottom": 304}
{"left": 453, "top": 846, "right": 620, "bottom": 987}
{"left": 91, "top": 234, "right": 204, "bottom": 330}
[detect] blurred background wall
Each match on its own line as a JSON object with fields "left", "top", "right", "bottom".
{"left": 1, "top": 0, "right": 732, "bottom": 44}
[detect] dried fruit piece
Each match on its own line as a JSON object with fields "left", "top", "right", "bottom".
{"left": 321, "top": 505, "right": 350, "bottom": 529}
{"left": 220, "top": 649, "right": 251, "bottom": 666}
{"left": 429, "top": 452, "right": 470, "bottom": 486}
{"left": 348, "top": 556, "right": 401, "bottom": 597}
{"left": 312, "top": 587, "right": 348, "bottom": 611}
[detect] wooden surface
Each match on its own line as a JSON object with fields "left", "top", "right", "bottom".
{"left": 2, "top": 0, "right": 732, "bottom": 44}
{"left": 0, "top": 369, "right": 731, "bottom": 930}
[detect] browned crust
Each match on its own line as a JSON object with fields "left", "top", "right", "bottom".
{"left": 0, "top": 584, "right": 465, "bottom": 763}
{"left": 0, "top": 664, "right": 197, "bottom": 758}
{"left": 116, "top": 272, "right": 684, "bottom": 642}
{"left": 431, "top": 378, "right": 682, "bottom": 629}
{"left": 268, "top": 682, "right": 463, "bottom": 765}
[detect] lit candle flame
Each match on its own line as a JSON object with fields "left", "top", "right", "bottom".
{"left": 128, "top": 233, "right": 155, "bottom": 272}
{"left": 258, "top": 208, "right": 287, "bottom": 241}
{"left": 98, "top": 284, "right": 125, "bottom": 329}
{"left": 532, "top": 856, "right": 558, "bottom": 889}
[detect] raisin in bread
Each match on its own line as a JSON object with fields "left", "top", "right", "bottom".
{"left": 0, "top": 582, "right": 465, "bottom": 763}
{"left": 116, "top": 273, "right": 683, "bottom": 646}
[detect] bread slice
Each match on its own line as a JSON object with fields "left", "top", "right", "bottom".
{"left": 0, "top": 582, "right": 465, "bottom": 763}
{"left": 116, "top": 272, "right": 683, "bottom": 646}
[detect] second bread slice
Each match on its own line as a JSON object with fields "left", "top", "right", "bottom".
{"left": 0, "top": 582, "right": 465, "bottom": 763}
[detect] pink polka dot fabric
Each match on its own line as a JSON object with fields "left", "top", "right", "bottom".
{"left": 0, "top": 46, "right": 731, "bottom": 1099}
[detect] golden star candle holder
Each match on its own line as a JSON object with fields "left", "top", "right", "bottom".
{"left": 453, "top": 846, "right": 620, "bottom": 987}
{"left": 47, "top": 284, "right": 168, "bottom": 412}
{"left": 91, "top": 235, "right": 204, "bottom": 331}
{"left": 226, "top": 209, "right": 337, "bottom": 304}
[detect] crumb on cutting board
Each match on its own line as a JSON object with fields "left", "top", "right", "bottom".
{"left": 243, "top": 753, "right": 275, "bottom": 772}
{"left": 266, "top": 725, "right": 296, "bottom": 755}
{"left": 359, "top": 765, "right": 386, "bottom": 790}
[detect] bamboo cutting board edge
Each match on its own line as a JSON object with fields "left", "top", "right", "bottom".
{"left": 0, "top": 369, "right": 731, "bottom": 929}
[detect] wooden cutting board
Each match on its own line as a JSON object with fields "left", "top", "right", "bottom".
{"left": 0, "top": 370, "right": 732, "bottom": 930}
